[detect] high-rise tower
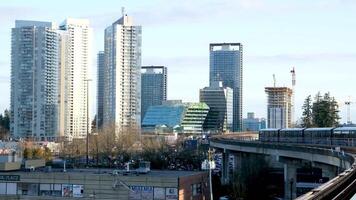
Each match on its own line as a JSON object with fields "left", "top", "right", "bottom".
{"left": 265, "top": 87, "right": 293, "bottom": 129}
{"left": 141, "top": 66, "right": 167, "bottom": 121}
{"left": 10, "top": 20, "right": 59, "bottom": 140}
{"left": 103, "top": 12, "right": 142, "bottom": 133}
{"left": 209, "top": 43, "right": 243, "bottom": 131}
{"left": 59, "top": 18, "right": 92, "bottom": 139}
{"left": 96, "top": 51, "right": 105, "bottom": 130}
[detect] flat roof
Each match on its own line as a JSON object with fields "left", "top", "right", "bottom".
{"left": 305, "top": 127, "right": 334, "bottom": 131}
{"left": 0, "top": 169, "right": 207, "bottom": 178}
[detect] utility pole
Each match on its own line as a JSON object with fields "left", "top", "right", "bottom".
{"left": 85, "top": 79, "right": 92, "bottom": 167}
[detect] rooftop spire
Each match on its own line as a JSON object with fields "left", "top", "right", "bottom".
{"left": 121, "top": 7, "right": 126, "bottom": 17}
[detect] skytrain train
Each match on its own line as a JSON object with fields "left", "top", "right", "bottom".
{"left": 259, "top": 127, "right": 356, "bottom": 147}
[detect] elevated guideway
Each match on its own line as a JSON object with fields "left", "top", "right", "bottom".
{"left": 210, "top": 134, "right": 356, "bottom": 200}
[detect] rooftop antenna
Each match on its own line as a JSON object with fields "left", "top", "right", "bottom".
{"left": 273, "top": 74, "right": 276, "bottom": 87}
{"left": 121, "top": 7, "right": 126, "bottom": 17}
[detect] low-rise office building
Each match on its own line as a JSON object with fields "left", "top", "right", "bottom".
{"left": 142, "top": 101, "right": 209, "bottom": 135}
{"left": 0, "top": 170, "right": 210, "bottom": 200}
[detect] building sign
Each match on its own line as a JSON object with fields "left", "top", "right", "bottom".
{"left": 129, "top": 186, "right": 153, "bottom": 200}
{"left": 141, "top": 186, "right": 153, "bottom": 200}
{"left": 73, "top": 185, "right": 84, "bottom": 197}
{"left": 153, "top": 187, "right": 165, "bottom": 200}
{"left": 0, "top": 175, "right": 20, "bottom": 181}
{"left": 165, "top": 188, "right": 178, "bottom": 200}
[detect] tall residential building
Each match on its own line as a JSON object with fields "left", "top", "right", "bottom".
{"left": 59, "top": 18, "right": 92, "bottom": 139}
{"left": 103, "top": 13, "right": 142, "bottom": 132}
{"left": 96, "top": 51, "right": 105, "bottom": 130}
{"left": 265, "top": 87, "right": 293, "bottom": 129}
{"left": 209, "top": 43, "right": 243, "bottom": 131}
{"left": 141, "top": 66, "right": 167, "bottom": 121}
{"left": 10, "top": 20, "right": 59, "bottom": 141}
{"left": 199, "top": 82, "right": 233, "bottom": 133}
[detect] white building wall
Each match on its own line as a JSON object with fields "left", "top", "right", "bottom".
{"left": 103, "top": 14, "right": 142, "bottom": 133}
{"left": 59, "top": 19, "right": 92, "bottom": 139}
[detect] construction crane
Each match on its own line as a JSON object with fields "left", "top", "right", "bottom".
{"left": 290, "top": 67, "right": 296, "bottom": 127}
{"left": 290, "top": 67, "right": 296, "bottom": 87}
{"left": 273, "top": 74, "right": 276, "bottom": 87}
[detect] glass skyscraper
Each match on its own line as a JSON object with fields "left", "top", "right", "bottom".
{"left": 96, "top": 51, "right": 105, "bottom": 130}
{"left": 209, "top": 43, "right": 243, "bottom": 131}
{"left": 141, "top": 66, "right": 167, "bottom": 121}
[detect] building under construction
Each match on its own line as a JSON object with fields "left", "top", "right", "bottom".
{"left": 265, "top": 87, "right": 293, "bottom": 128}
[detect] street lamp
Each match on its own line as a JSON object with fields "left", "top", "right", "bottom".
{"left": 202, "top": 148, "right": 215, "bottom": 200}
{"left": 85, "top": 79, "right": 92, "bottom": 167}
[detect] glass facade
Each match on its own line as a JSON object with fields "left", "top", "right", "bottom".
{"left": 141, "top": 66, "right": 167, "bottom": 122}
{"left": 199, "top": 86, "right": 233, "bottom": 133}
{"left": 210, "top": 43, "right": 243, "bottom": 131}
{"left": 181, "top": 103, "right": 209, "bottom": 135}
{"left": 142, "top": 104, "right": 185, "bottom": 132}
{"left": 142, "top": 102, "right": 209, "bottom": 135}
{"left": 96, "top": 51, "right": 105, "bottom": 130}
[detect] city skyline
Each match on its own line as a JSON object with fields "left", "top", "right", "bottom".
{"left": 1, "top": 0, "right": 356, "bottom": 124}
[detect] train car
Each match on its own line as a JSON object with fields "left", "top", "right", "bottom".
{"left": 279, "top": 128, "right": 305, "bottom": 143}
{"left": 259, "top": 129, "right": 280, "bottom": 142}
{"left": 304, "top": 127, "right": 334, "bottom": 145}
{"left": 332, "top": 127, "right": 356, "bottom": 146}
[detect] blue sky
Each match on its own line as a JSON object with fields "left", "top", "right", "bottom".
{"left": 1, "top": 0, "right": 356, "bottom": 123}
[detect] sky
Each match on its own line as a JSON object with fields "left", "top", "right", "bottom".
{"left": 0, "top": 0, "right": 356, "bottom": 124}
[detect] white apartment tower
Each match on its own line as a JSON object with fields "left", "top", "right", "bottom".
{"left": 103, "top": 12, "right": 142, "bottom": 132}
{"left": 10, "top": 20, "right": 59, "bottom": 141}
{"left": 59, "top": 19, "right": 92, "bottom": 139}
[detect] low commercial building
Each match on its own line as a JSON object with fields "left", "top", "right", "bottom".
{"left": 0, "top": 142, "right": 22, "bottom": 171}
{"left": 0, "top": 170, "right": 210, "bottom": 200}
{"left": 142, "top": 101, "right": 209, "bottom": 135}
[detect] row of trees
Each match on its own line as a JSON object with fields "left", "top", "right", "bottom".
{"left": 59, "top": 124, "right": 205, "bottom": 169}
{"left": 0, "top": 109, "right": 10, "bottom": 140}
{"left": 23, "top": 147, "right": 53, "bottom": 161}
{"left": 301, "top": 92, "right": 340, "bottom": 128}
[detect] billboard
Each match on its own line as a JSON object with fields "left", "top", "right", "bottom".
{"left": 62, "top": 184, "right": 73, "bottom": 197}
{"left": 73, "top": 185, "right": 84, "bottom": 197}
{"left": 165, "top": 188, "right": 178, "bottom": 200}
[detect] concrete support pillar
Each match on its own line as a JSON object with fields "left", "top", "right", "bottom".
{"left": 233, "top": 153, "right": 242, "bottom": 174}
{"left": 221, "top": 151, "right": 229, "bottom": 185}
{"left": 284, "top": 163, "right": 297, "bottom": 200}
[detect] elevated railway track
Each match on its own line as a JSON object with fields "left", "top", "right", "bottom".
{"left": 210, "top": 134, "right": 356, "bottom": 200}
